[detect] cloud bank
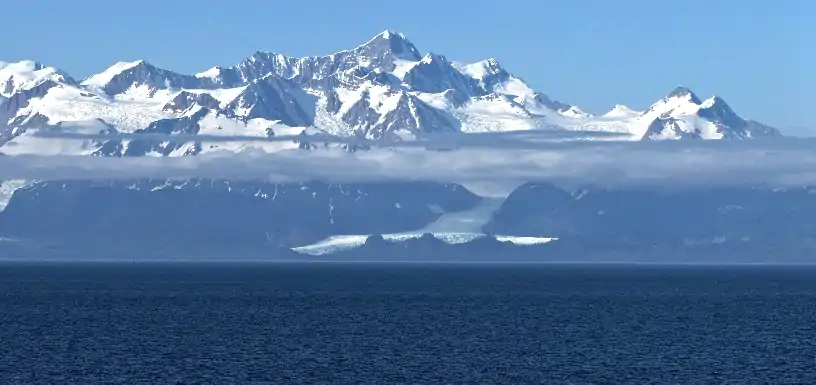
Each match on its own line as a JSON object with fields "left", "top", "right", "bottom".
{"left": 5, "top": 132, "right": 816, "bottom": 190}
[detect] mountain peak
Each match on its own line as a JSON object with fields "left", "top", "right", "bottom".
{"left": 195, "top": 66, "right": 227, "bottom": 79}
{"left": 0, "top": 60, "right": 76, "bottom": 95}
{"left": 459, "top": 58, "right": 505, "bottom": 80}
{"left": 603, "top": 104, "right": 640, "bottom": 118}
{"left": 698, "top": 95, "right": 739, "bottom": 123}
{"left": 0, "top": 60, "right": 46, "bottom": 72}
{"left": 81, "top": 60, "right": 150, "bottom": 88}
{"left": 80, "top": 59, "right": 210, "bottom": 96}
{"left": 666, "top": 85, "right": 701, "bottom": 103}
{"left": 113, "top": 60, "right": 149, "bottom": 71}
{"left": 482, "top": 58, "right": 502, "bottom": 69}
{"left": 378, "top": 30, "right": 406, "bottom": 40}
{"left": 354, "top": 30, "right": 421, "bottom": 61}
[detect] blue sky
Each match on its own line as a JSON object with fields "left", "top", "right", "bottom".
{"left": 2, "top": 0, "right": 811, "bottom": 131}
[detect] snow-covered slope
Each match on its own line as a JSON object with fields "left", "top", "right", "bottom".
{"left": 0, "top": 31, "right": 781, "bottom": 155}
{"left": 1, "top": 61, "right": 76, "bottom": 97}
{"left": 637, "top": 87, "right": 780, "bottom": 140}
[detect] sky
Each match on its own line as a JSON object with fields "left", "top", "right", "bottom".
{"left": 1, "top": 0, "right": 812, "bottom": 131}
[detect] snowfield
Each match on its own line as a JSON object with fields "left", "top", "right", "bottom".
{"left": 0, "top": 30, "right": 780, "bottom": 158}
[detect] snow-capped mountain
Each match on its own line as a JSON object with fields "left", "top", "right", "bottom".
{"left": 638, "top": 87, "right": 780, "bottom": 140}
{"left": 0, "top": 30, "right": 781, "bottom": 156}
{"left": 1, "top": 60, "right": 76, "bottom": 96}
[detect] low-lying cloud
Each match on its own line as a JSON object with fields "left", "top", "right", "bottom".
{"left": 5, "top": 132, "right": 816, "bottom": 190}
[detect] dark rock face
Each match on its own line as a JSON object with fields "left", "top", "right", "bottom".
{"left": 402, "top": 54, "right": 480, "bottom": 95}
{"left": 5, "top": 178, "right": 816, "bottom": 263}
{"left": 485, "top": 182, "right": 816, "bottom": 239}
{"left": 96, "top": 61, "right": 217, "bottom": 95}
{"left": 162, "top": 91, "right": 221, "bottom": 112}
{"left": 221, "top": 76, "right": 315, "bottom": 125}
{"left": 696, "top": 96, "right": 782, "bottom": 139}
{"left": 119, "top": 107, "right": 210, "bottom": 156}
{"left": 1, "top": 80, "right": 63, "bottom": 143}
{"left": 0, "top": 179, "right": 481, "bottom": 249}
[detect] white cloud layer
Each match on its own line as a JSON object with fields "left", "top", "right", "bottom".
{"left": 5, "top": 133, "right": 816, "bottom": 190}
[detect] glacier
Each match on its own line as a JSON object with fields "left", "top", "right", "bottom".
{"left": 291, "top": 196, "right": 556, "bottom": 256}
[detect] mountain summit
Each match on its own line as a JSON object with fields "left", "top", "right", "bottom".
{"left": 638, "top": 86, "right": 778, "bottom": 140}
{"left": 0, "top": 31, "right": 781, "bottom": 155}
{"left": 354, "top": 30, "right": 421, "bottom": 62}
{"left": 665, "top": 85, "right": 701, "bottom": 103}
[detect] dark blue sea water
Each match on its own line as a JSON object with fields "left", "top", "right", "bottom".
{"left": 1, "top": 263, "right": 815, "bottom": 384}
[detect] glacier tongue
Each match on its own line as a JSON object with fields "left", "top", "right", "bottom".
{"left": 291, "top": 233, "right": 557, "bottom": 256}
{"left": 290, "top": 196, "right": 555, "bottom": 256}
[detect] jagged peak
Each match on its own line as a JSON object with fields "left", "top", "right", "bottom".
{"left": 665, "top": 85, "right": 701, "bottom": 104}
{"left": 698, "top": 95, "right": 739, "bottom": 121}
{"left": 80, "top": 59, "right": 215, "bottom": 97}
{"left": 641, "top": 85, "right": 705, "bottom": 117}
{"left": 360, "top": 30, "right": 413, "bottom": 46}
{"left": 246, "top": 51, "right": 289, "bottom": 64}
{"left": 81, "top": 60, "right": 155, "bottom": 88}
{"left": 248, "top": 30, "right": 416, "bottom": 61}
{"left": 236, "top": 30, "right": 421, "bottom": 78}
{"left": 352, "top": 30, "right": 421, "bottom": 61}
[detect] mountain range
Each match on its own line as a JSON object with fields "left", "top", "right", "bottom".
{"left": 1, "top": 30, "right": 804, "bottom": 262}
{"left": 0, "top": 30, "right": 781, "bottom": 156}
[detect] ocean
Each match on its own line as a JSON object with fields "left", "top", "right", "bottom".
{"left": 1, "top": 262, "right": 815, "bottom": 384}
